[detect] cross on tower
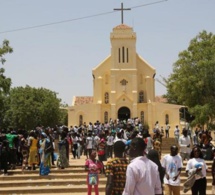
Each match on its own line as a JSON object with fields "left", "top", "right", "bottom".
{"left": 114, "top": 3, "right": 131, "bottom": 24}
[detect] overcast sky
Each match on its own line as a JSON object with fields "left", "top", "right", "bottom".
{"left": 1, "top": 0, "right": 214, "bottom": 105}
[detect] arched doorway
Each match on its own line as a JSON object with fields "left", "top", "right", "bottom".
{"left": 118, "top": 107, "right": 130, "bottom": 121}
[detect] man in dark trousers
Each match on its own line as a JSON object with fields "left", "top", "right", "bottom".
{"left": 105, "top": 141, "right": 129, "bottom": 195}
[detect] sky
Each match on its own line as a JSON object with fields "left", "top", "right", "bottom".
{"left": 0, "top": 0, "right": 214, "bottom": 105}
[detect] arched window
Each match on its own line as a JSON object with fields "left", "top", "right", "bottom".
{"left": 104, "top": 112, "right": 108, "bottom": 123}
{"left": 165, "top": 114, "right": 169, "bottom": 124}
{"left": 105, "top": 92, "right": 109, "bottom": 104}
{"left": 139, "top": 91, "right": 144, "bottom": 103}
{"left": 79, "top": 115, "right": 83, "bottom": 126}
{"left": 140, "top": 111, "right": 144, "bottom": 124}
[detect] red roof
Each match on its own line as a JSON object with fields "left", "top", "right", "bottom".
{"left": 155, "top": 96, "right": 167, "bottom": 103}
{"left": 74, "top": 96, "right": 93, "bottom": 106}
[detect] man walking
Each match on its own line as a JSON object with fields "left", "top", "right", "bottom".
{"left": 123, "top": 137, "right": 162, "bottom": 195}
{"left": 105, "top": 141, "right": 129, "bottom": 195}
{"left": 178, "top": 128, "right": 191, "bottom": 161}
{"left": 161, "top": 145, "right": 183, "bottom": 195}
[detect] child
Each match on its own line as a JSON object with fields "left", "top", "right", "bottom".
{"left": 85, "top": 149, "right": 103, "bottom": 195}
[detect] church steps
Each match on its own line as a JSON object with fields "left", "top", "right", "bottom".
{"left": 34, "top": 191, "right": 215, "bottom": 195}
{"left": 0, "top": 154, "right": 213, "bottom": 195}
{"left": 0, "top": 183, "right": 213, "bottom": 195}
{"left": 0, "top": 185, "right": 105, "bottom": 194}
{"left": 0, "top": 178, "right": 106, "bottom": 187}
{"left": 0, "top": 173, "right": 103, "bottom": 181}
{"left": 9, "top": 167, "right": 86, "bottom": 174}
{"left": 0, "top": 176, "right": 213, "bottom": 187}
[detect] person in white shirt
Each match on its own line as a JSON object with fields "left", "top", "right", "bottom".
{"left": 71, "top": 132, "right": 78, "bottom": 159}
{"left": 93, "top": 133, "right": 100, "bottom": 149}
{"left": 174, "top": 125, "right": 180, "bottom": 143}
{"left": 185, "top": 146, "right": 210, "bottom": 195}
{"left": 145, "top": 133, "right": 153, "bottom": 153}
{"left": 165, "top": 124, "right": 170, "bottom": 138}
{"left": 123, "top": 137, "right": 162, "bottom": 195}
{"left": 114, "top": 131, "right": 127, "bottom": 144}
{"left": 161, "top": 145, "right": 183, "bottom": 195}
{"left": 178, "top": 128, "right": 191, "bottom": 161}
{"left": 106, "top": 133, "right": 114, "bottom": 158}
{"left": 85, "top": 133, "right": 93, "bottom": 159}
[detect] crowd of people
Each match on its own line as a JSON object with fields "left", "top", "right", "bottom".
{"left": 0, "top": 118, "right": 215, "bottom": 195}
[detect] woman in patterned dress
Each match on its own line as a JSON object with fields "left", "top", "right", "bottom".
{"left": 57, "top": 131, "right": 69, "bottom": 169}
{"left": 28, "top": 131, "right": 38, "bottom": 170}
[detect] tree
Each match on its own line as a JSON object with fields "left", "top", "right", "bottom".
{"left": 59, "top": 103, "right": 68, "bottom": 126}
{"left": 165, "top": 31, "right": 215, "bottom": 127}
{"left": 0, "top": 40, "right": 13, "bottom": 128}
{"left": 3, "top": 85, "right": 62, "bottom": 130}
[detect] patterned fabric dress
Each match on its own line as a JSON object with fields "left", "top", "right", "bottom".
{"left": 28, "top": 136, "right": 38, "bottom": 165}
{"left": 39, "top": 138, "right": 52, "bottom": 175}
{"left": 57, "top": 138, "right": 69, "bottom": 168}
{"left": 20, "top": 138, "right": 29, "bottom": 170}
{"left": 153, "top": 133, "right": 162, "bottom": 159}
{"left": 105, "top": 157, "right": 129, "bottom": 195}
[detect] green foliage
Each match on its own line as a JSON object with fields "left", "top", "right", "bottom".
{"left": 166, "top": 31, "right": 215, "bottom": 127}
{"left": 0, "top": 40, "right": 13, "bottom": 127}
{"left": 59, "top": 108, "right": 68, "bottom": 126}
{"left": 0, "top": 68, "right": 11, "bottom": 95}
{"left": 3, "top": 85, "right": 62, "bottom": 130}
{"left": 0, "top": 40, "right": 13, "bottom": 65}
{"left": 59, "top": 102, "right": 68, "bottom": 125}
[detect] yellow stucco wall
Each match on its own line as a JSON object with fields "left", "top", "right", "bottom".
{"left": 68, "top": 24, "right": 182, "bottom": 137}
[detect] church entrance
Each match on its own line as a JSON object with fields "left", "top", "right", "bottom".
{"left": 118, "top": 107, "right": 130, "bottom": 121}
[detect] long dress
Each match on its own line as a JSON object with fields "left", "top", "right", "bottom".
{"left": 57, "top": 138, "right": 69, "bottom": 169}
{"left": 39, "top": 138, "right": 52, "bottom": 176}
{"left": 28, "top": 136, "right": 38, "bottom": 166}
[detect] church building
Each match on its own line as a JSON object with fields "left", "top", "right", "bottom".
{"left": 68, "top": 17, "right": 182, "bottom": 135}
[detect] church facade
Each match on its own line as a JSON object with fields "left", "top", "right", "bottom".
{"left": 68, "top": 23, "right": 182, "bottom": 136}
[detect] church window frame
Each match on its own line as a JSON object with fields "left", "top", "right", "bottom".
{"left": 139, "top": 91, "right": 144, "bottom": 103}
{"left": 104, "top": 92, "right": 109, "bottom": 104}
{"left": 127, "top": 48, "right": 129, "bottom": 63}
{"left": 165, "top": 114, "right": 169, "bottom": 124}
{"left": 79, "top": 115, "right": 83, "bottom": 126}
{"left": 140, "top": 111, "right": 144, "bottom": 124}
{"left": 104, "top": 112, "right": 108, "bottom": 123}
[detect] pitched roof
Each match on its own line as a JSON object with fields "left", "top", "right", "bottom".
{"left": 155, "top": 96, "right": 168, "bottom": 103}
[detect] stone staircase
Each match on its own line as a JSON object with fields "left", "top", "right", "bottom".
{"left": 0, "top": 155, "right": 213, "bottom": 195}
{"left": 161, "top": 137, "right": 179, "bottom": 153}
